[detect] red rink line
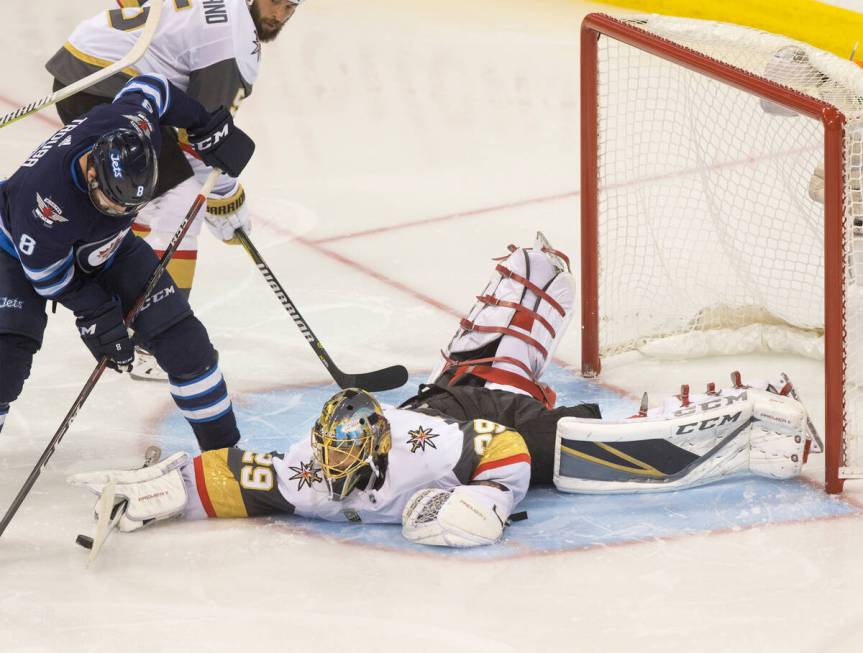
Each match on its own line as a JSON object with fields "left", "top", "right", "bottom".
{"left": 312, "top": 190, "right": 580, "bottom": 245}
{"left": 294, "top": 231, "right": 464, "bottom": 319}
{"left": 0, "top": 94, "right": 63, "bottom": 129}
{"left": 310, "top": 142, "right": 817, "bottom": 246}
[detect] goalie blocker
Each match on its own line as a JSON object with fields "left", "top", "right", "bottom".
{"left": 554, "top": 381, "right": 812, "bottom": 493}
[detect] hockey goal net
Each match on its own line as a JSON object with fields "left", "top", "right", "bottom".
{"left": 580, "top": 13, "right": 863, "bottom": 493}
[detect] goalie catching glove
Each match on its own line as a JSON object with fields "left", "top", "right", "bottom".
{"left": 402, "top": 485, "right": 508, "bottom": 547}
{"left": 204, "top": 179, "right": 250, "bottom": 245}
{"left": 67, "top": 452, "right": 190, "bottom": 532}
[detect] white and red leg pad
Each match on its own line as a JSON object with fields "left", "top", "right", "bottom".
{"left": 428, "top": 234, "right": 574, "bottom": 408}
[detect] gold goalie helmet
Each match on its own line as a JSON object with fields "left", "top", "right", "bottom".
{"left": 311, "top": 388, "right": 392, "bottom": 500}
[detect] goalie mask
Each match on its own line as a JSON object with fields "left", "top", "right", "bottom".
{"left": 311, "top": 388, "right": 392, "bottom": 500}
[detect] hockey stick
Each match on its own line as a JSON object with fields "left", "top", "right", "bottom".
{"left": 234, "top": 228, "right": 410, "bottom": 392}
{"left": 86, "top": 481, "right": 117, "bottom": 563}
{"left": 76, "top": 445, "right": 162, "bottom": 564}
{"left": 0, "top": 96, "right": 241, "bottom": 538}
{"left": 0, "top": 1, "right": 163, "bottom": 129}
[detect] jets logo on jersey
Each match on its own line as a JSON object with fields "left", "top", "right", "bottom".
{"left": 0, "top": 297, "right": 24, "bottom": 310}
{"left": 123, "top": 113, "right": 152, "bottom": 137}
{"left": 84, "top": 228, "right": 130, "bottom": 269}
{"left": 32, "top": 194, "right": 68, "bottom": 227}
{"left": 288, "top": 459, "right": 322, "bottom": 491}
{"left": 407, "top": 426, "right": 440, "bottom": 453}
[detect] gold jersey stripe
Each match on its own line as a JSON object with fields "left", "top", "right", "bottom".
{"left": 559, "top": 443, "right": 667, "bottom": 478}
{"left": 199, "top": 449, "right": 248, "bottom": 518}
{"left": 63, "top": 41, "right": 140, "bottom": 78}
{"left": 165, "top": 257, "right": 197, "bottom": 290}
{"left": 478, "top": 430, "right": 529, "bottom": 468}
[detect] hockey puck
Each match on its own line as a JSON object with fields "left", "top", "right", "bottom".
{"left": 76, "top": 534, "right": 94, "bottom": 550}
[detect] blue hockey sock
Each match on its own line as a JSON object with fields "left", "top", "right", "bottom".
{"left": 169, "top": 363, "right": 239, "bottom": 450}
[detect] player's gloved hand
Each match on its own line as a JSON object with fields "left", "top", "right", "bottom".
{"left": 204, "top": 180, "right": 250, "bottom": 245}
{"left": 188, "top": 107, "right": 255, "bottom": 178}
{"left": 76, "top": 305, "right": 134, "bottom": 373}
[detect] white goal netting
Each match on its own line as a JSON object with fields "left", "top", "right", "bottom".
{"left": 590, "top": 14, "right": 863, "bottom": 479}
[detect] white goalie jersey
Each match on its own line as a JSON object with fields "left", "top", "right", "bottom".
{"left": 182, "top": 407, "right": 532, "bottom": 526}
{"left": 46, "top": 0, "right": 259, "bottom": 110}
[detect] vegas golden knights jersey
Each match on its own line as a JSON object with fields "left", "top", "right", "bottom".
{"left": 46, "top": 0, "right": 259, "bottom": 111}
{"left": 186, "top": 407, "right": 532, "bottom": 524}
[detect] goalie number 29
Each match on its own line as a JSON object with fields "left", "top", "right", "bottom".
{"left": 239, "top": 452, "right": 274, "bottom": 491}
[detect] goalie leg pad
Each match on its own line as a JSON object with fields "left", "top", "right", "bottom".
{"left": 747, "top": 389, "right": 808, "bottom": 479}
{"left": 68, "top": 452, "right": 190, "bottom": 532}
{"left": 554, "top": 394, "right": 754, "bottom": 493}
{"left": 429, "top": 233, "right": 574, "bottom": 407}
{"left": 402, "top": 486, "right": 505, "bottom": 548}
{"left": 553, "top": 388, "right": 811, "bottom": 493}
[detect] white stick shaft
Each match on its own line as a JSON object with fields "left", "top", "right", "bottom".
{"left": 0, "top": 1, "right": 164, "bottom": 129}
{"left": 87, "top": 481, "right": 117, "bottom": 564}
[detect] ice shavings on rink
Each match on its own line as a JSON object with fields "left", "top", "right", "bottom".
{"left": 152, "top": 365, "right": 861, "bottom": 559}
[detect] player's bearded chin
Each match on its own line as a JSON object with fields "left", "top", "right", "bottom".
{"left": 250, "top": 2, "right": 287, "bottom": 42}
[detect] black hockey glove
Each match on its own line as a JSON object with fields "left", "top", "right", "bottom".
{"left": 77, "top": 305, "right": 135, "bottom": 373}
{"left": 188, "top": 107, "right": 255, "bottom": 178}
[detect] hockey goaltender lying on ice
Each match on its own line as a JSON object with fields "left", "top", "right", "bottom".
{"left": 69, "top": 234, "right": 815, "bottom": 549}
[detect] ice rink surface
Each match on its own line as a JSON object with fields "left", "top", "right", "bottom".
{"left": 1, "top": 1, "right": 863, "bottom": 651}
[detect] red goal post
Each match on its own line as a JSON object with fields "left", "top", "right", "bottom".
{"left": 579, "top": 13, "right": 853, "bottom": 493}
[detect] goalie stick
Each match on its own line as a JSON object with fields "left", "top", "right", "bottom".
{"left": 76, "top": 445, "right": 162, "bottom": 563}
{"left": 234, "top": 228, "right": 409, "bottom": 392}
{"left": 0, "top": 1, "right": 163, "bottom": 129}
{"left": 0, "top": 93, "right": 245, "bottom": 540}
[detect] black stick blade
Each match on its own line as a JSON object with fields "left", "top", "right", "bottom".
{"left": 337, "top": 365, "right": 409, "bottom": 392}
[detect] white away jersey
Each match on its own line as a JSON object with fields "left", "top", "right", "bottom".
{"left": 185, "top": 407, "right": 532, "bottom": 525}
{"left": 46, "top": 0, "right": 259, "bottom": 110}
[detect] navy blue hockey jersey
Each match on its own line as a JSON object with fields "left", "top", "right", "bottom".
{"left": 0, "top": 75, "right": 210, "bottom": 320}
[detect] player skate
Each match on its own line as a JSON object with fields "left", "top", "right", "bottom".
{"left": 130, "top": 346, "right": 168, "bottom": 382}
